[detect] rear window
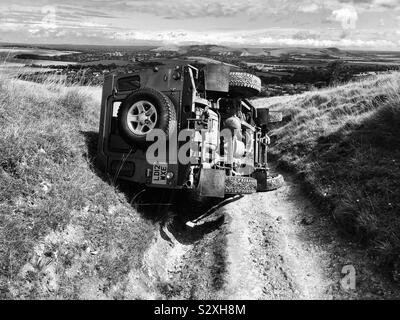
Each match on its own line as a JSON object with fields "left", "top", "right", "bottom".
{"left": 117, "top": 75, "right": 140, "bottom": 91}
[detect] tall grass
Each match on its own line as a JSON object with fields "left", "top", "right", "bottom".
{"left": 0, "top": 75, "right": 155, "bottom": 299}
{"left": 262, "top": 72, "right": 400, "bottom": 280}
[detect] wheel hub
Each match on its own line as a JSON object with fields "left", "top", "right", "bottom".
{"left": 138, "top": 113, "right": 147, "bottom": 123}
{"left": 126, "top": 100, "right": 157, "bottom": 136}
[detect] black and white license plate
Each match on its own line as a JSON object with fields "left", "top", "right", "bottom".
{"left": 152, "top": 163, "right": 168, "bottom": 185}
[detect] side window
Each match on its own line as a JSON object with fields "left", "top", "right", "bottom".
{"left": 117, "top": 75, "right": 140, "bottom": 91}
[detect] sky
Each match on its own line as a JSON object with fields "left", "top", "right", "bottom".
{"left": 0, "top": 0, "right": 399, "bottom": 50}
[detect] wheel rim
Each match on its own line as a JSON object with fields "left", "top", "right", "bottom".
{"left": 126, "top": 100, "right": 158, "bottom": 136}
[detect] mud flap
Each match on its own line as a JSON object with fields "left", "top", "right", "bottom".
{"left": 197, "top": 169, "right": 226, "bottom": 199}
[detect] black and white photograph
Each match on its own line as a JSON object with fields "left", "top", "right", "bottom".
{"left": 0, "top": 0, "right": 400, "bottom": 307}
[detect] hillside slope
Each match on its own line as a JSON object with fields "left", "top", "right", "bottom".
{"left": 0, "top": 78, "right": 157, "bottom": 299}
{"left": 254, "top": 73, "right": 400, "bottom": 280}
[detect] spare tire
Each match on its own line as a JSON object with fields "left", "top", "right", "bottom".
{"left": 117, "top": 88, "right": 176, "bottom": 147}
{"left": 229, "top": 72, "right": 261, "bottom": 98}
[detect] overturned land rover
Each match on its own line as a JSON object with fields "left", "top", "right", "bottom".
{"left": 96, "top": 64, "right": 283, "bottom": 199}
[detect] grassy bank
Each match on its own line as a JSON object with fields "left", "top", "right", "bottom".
{"left": 0, "top": 77, "right": 156, "bottom": 299}
{"left": 255, "top": 73, "right": 400, "bottom": 279}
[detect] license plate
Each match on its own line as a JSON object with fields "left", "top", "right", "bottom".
{"left": 152, "top": 163, "right": 168, "bottom": 185}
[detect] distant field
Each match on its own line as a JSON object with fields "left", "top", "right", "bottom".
{"left": 0, "top": 47, "right": 79, "bottom": 56}
{"left": 24, "top": 60, "right": 77, "bottom": 66}
{"left": 0, "top": 46, "right": 78, "bottom": 69}
{"left": 350, "top": 60, "right": 400, "bottom": 66}
{"left": 186, "top": 56, "right": 238, "bottom": 67}
{"left": 0, "top": 62, "right": 51, "bottom": 76}
{"left": 81, "top": 59, "right": 132, "bottom": 66}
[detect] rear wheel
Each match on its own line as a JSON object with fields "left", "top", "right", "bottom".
{"left": 117, "top": 88, "right": 176, "bottom": 148}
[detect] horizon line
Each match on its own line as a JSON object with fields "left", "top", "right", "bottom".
{"left": 1, "top": 41, "right": 400, "bottom": 52}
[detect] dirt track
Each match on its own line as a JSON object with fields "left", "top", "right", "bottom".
{"left": 135, "top": 173, "right": 400, "bottom": 300}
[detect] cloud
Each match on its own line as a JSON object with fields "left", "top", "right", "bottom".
{"left": 120, "top": 0, "right": 330, "bottom": 19}
{"left": 331, "top": 5, "right": 358, "bottom": 29}
{"left": 0, "top": 2, "right": 116, "bottom": 38}
{"left": 118, "top": 0, "right": 400, "bottom": 18}
{"left": 0, "top": 0, "right": 399, "bottom": 48}
{"left": 338, "top": 0, "right": 400, "bottom": 11}
{"left": 372, "top": 0, "right": 400, "bottom": 10}
{"left": 108, "top": 28, "right": 400, "bottom": 49}
{"left": 120, "top": 0, "right": 253, "bottom": 19}
{"left": 299, "top": 3, "right": 320, "bottom": 13}
{"left": 292, "top": 30, "right": 321, "bottom": 40}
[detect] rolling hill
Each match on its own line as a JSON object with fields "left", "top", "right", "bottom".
{"left": 151, "top": 44, "right": 353, "bottom": 59}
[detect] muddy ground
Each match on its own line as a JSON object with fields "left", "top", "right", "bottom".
{"left": 131, "top": 172, "right": 400, "bottom": 300}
